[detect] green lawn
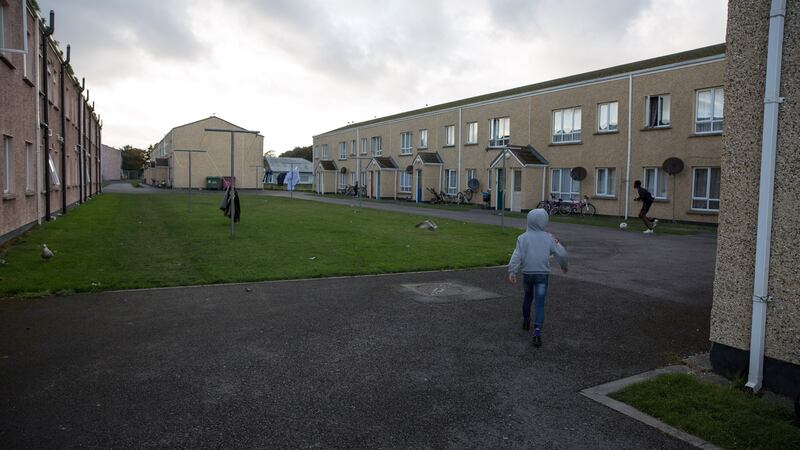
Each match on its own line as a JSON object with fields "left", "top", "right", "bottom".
{"left": 610, "top": 373, "right": 800, "bottom": 450}
{"left": 0, "top": 193, "right": 516, "bottom": 297}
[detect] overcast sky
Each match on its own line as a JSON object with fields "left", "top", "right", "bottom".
{"left": 39, "top": 0, "right": 727, "bottom": 153}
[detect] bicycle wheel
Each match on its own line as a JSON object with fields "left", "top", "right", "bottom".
{"left": 559, "top": 203, "right": 573, "bottom": 215}
{"left": 465, "top": 189, "right": 473, "bottom": 202}
{"left": 581, "top": 203, "right": 597, "bottom": 216}
{"left": 536, "top": 200, "right": 547, "bottom": 209}
{"left": 547, "top": 204, "right": 558, "bottom": 216}
{"left": 457, "top": 192, "right": 465, "bottom": 204}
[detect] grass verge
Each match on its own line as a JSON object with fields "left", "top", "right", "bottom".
{"left": 0, "top": 193, "right": 516, "bottom": 297}
{"left": 610, "top": 373, "right": 800, "bottom": 450}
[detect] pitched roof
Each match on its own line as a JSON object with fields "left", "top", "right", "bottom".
{"left": 265, "top": 157, "right": 313, "bottom": 173}
{"left": 489, "top": 145, "right": 549, "bottom": 168}
{"left": 171, "top": 116, "right": 247, "bottom": 133}
{"left": 372, "top": 157, "right": 398, "bottom": 169}
{"left": 318, "top": 160, "right": 337, "bottom": 171}
{"left": 318, "top": 44, "right": 726, "bottom": 136}
{"left": 414, "top": 152, "right": 443, "bottom": 164}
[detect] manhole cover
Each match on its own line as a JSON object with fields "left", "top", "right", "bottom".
{"left": 400, "top": 281, "right": 501, "bottom": 304}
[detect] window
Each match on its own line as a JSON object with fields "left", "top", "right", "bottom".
{"left": 2, "top": 136, "right": 11, "bottom": 194}
{"left": 351, "top": 172, "right": 357, "bottom": 185}
{"left": 444, "top": 125, "right": 454, "bottom": 146}
{"left": 321, "top": 144, "right": 329, "bottom": 159}
{"left": 0, "top": 4, "right": 5, "bottom": 51}
{"left": 399, "top": 172, "right": 412, "bottom": 192}
{"left": 645, "top": 95, "right": 670, "bottom": 128}
{"left": 552, "top": 108, "right": 582, "bottom": 143}
{"left": 25, "top": 142, "right": 33, "bottom": 191}
{"left": 371, "top": 136, "right": 382, "bottom": 156}
{"left": 419, "top": 129, "right": 428, "bottom": 148}
{"left": 359, "top": 171, "right": 366, "bottom": 186}
{"left": 696, "top": 88, "right": 724, "bottom": 133}
{"left": 400, "top": 132, "right": 412, "bottom": 155}
{"left": 48, "top": 153, "right": 60, "bottom": 187}
{"left": 24, "top": 30, "right": 32, "bottom": 79}
{"left": 360, "top": 138, "right": 367, "bottom": 155}
{"left": 489, "top": 117, "right": 510, "bottom": 147}
{"left": 595, "top": 167, "right": 616, "bottom": 196}
{"left": 265, "top": 172, "right": 274, "bottom": 184}
{"left": 692, "top": 167, "right": 721, "bottom": 211}
{"left": 597, "top": 102, "right": 618, "bottom": 132}
{"left": 338, "top": 142, "right": 346, "bottom": 160}
{"left": 550, "top": 168, "right": 580, "bottom": 201}
{"left": 643, "top": 167, "right": 667, "bottom": 199}
{"left": 313, "top": 145, "right": 319, "bottom": 159}
{"left": 338, "top": 172, "right": 346, "bottom": 191}
{"left": 350, "top": 140, "right": 356, "bottom": 156}
{"left": 467, "top": 122, "right": 478, "bottom": 144}
{"left": 300, "top": 173, "right": 313, "bottom": 184}
{"left": 445, "top": 169, "right": 457, "bottom": 194}
{"left": 465, "top": 168, "right": 477, "bottom": 185}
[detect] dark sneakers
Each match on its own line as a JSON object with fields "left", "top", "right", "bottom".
{"left": 532, "top": 328, "right": 542, "bottom": 347}
{"left": 523, "top": 319, "right": 531, "bottom": 331}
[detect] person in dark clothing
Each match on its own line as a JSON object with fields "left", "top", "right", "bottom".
{"left": 633, "top": 180, "right": 658, "bottom": 233}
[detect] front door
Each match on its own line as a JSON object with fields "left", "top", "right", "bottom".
{"left": 512, "top": 170, "right": 522, "bottom": 212}
{"left": 496, "top": 168, "right": 505, "bottom": 210}
{"left": 416, "top": 170, "right": 422, "bottom": 203}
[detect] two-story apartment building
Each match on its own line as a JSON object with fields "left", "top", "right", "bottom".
{"left": 1, "top": 1, "right": 102, "bottom": 244}
{"left": 312, "top": 44, "right": 726, "bottom": 223}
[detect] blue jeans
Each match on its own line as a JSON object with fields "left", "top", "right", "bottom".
{"left": 522, "top": 274, "right": 549, "bottom": 328}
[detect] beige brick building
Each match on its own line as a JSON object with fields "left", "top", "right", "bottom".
{"left": 313, "top": 44, "right": 726, "bottom": 223}
{"left": 144, "top": 116, "right": 264, "bottom": 190}
{"left": 1, "top": 1, "right": 102, "bottom": 244}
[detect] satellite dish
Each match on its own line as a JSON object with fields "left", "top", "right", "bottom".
{"left": 340, "top": 167, "right": 347, "bottom": 174}
{"left": 570, "top": 167, "right": 587, "bottom": 181}
{"left": 662, "top": 157, "right": 684, "bottom": 175}
{"left": 406, "top": 165, "right": 413, "bottom": 174}
{"left": 467, "top": 178, "right": 480, "bottom": 190}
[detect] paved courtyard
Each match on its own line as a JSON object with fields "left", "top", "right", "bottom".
{"left": 0, "top": 188, "right": 716, "bottom": 448}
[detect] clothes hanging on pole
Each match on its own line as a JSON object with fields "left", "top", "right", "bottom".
{"left": 219, "top": 186, "right": 241, "bottom": 223}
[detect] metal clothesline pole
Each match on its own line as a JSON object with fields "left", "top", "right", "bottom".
{"left": 174, "top": 149, "right": 207, "bottom": 212}
{"left": 204, "top": 128, "right": 260, "bottom": 237}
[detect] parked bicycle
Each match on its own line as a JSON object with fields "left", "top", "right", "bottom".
{"left": 559, "top": 195, "right": 597, "bottom": 216}
{"left": 536, "top": 194, "right": 565, "bottom": 215}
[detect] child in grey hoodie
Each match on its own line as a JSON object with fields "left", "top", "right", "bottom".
{"left": 508, "top": 209, "right": 568, "bottom": 347}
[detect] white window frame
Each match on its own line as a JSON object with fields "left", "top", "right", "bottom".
{"left": 645, "top": 94, "right": 671, "bottom": 128}
{"left": 552, "top": 108, "right": 582, "bottom": 143}
{"left": 595, "top": 167, "right": 616, "bottom": 197}
{"left": 489, "top": 117, "right": 510, "bottom": 147}
{"left": 465, "top": 168, "right": 477, "bottom": 186}
{"left": 691, "top": 167, "right": 721, "bottom": 211}
{"left": 338, "top": 142, "right": 346, "bottom": 160}
{"left": 371, "top": 136, "right": 382, "bottom": 156}
{"left": 48, "top": 153, "right": 61, "bottom": 187}
{"left": 597, "top": 102, "right": 618, "bottom": 133}
{"left": 351, "top": 172, "right": 357, "bottom": 186}
{"left": 313, "top": 145, "right": 319, "bottom": 159}
{"left": 360, "top": 138, "right": 367, "bottom": 155}
{"left": 419, "top": 129, "right": 428, "bottom": 148}
{"left": 466, "top": 122, "right": 478, "bottom": 144}
{"left": 400, "top": 132, "right": 412, "bottom": 155}
{"left": 444, "top": 125, "right": 455, "bottom": 147}
{"left": 695, "top": 87, "right": 724, "bottom": 134}
{"left": 338, "top": 172, "right": 346, "bottom": 191}
{"left": 25, "top": 141, "right": 33, "bottom": 191}
{"left": 300, "top": 173, "right": 312, "bottom": 184}
{"left": 0, "top": 4, "right": 5, "bottom": 51}
{"left": 2, "top": 135, "right": 10, "bottom": 194}
{"left": 350, "top": 140, "right": 356, "bottom": 156}
{"left": 399, "top": 171, "right": 412, "bottom": 193}
{"left": 643, "top": 167, "right": 668, "bottom": 200}
{"left": 550, "top": 168, "right": 580, "bottom": 201}
{"left": 321, "top": 144, "right": 329, "bottom": 160}
{"left": 445, "top": 169, "right": 457, "bottom": 194}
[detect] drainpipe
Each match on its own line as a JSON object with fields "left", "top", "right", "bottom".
{"left": 78, "top": 78, "right": 84, "bottom": 204}
{"left": 624, "top": 73, "right": 633, "bottom": 221}
{"left": 33, "top": 11, "right": 42, "bottom": 223}
{"left": 40, "top": 10, "right": 54, "bottom": 222}
{"left": 98, "top": 118, "right": 102, "bottom": 193}
{"left": 746, "top": 0, "right": 786, "bottom": 393}
{"left": 84, "top": 89, "right": 89, "bottom": 200}
{"left": 60, "top": 44, "right": 69, "bottom": 214}
{"left": 457, "top": 107, "right": 462, "bottom": 193}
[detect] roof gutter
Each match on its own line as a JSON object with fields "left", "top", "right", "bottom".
{"left": 746, "top": 0, "right": 786, "bottom": 393}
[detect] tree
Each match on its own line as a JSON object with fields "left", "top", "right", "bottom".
{"left": 279, "top": 145, "right": 312, "bottom": 161}
{"left": 121, "top": 145, "right": 147, "bottom": 170}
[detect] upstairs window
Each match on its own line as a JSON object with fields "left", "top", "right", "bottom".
{"left": 552, "top": 108, "right": 582, "bottom": 143}
{"left": 597, "top": 102, "right": 618, "bottom": 133}
{"left": 338, "top": 142, "right": 346, "bottom": 160}
{"left": 321, "top": 144, "right": 329, "bottom": 159}
{"left": 645, "top": 95, "right": 670, "bottom": 128}
{"left": 466, "top": 122, "right": 478, "bottom": 144}
{"left": 48, "top": 153, "right": 61, "bottom": 187}
{"left": 313, "top": 145, "right": 319, "bottom": 159}
{"left": 419, "top": 129, "right": 428, "bottom": 148}
{"left": 371, "top": 136, "right": 382, "bottom": 156}
{"left": 444, "top": 125, "right": 454, "bottom": 146}
{"left": 360, "top": 138, "right": 367, "bottom": 155}
{"left": 0, "top": 5, "right": 5, "bottom": 51}
{"left": 25, "top": 142, "right": 33, "bottom": 191}
{"left": 489, "top": 117, "right": 510, "bottom": 147}
{"left": 350, "top": 140, "right": 356, "bottom": 156}
{"left": 695, "top": 88, "right": 724, "bottom": 133}
{"left": 400, "top": 132, "right": 412, "bottom": 155}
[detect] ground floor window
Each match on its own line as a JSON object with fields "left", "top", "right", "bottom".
{"left": 465, "top": 169, "right": 477, "bottom": 188}
{"left": 692, "top": 167, "right": 720, "bottom": 211}
{"left": 643, "top": 167, "right": 667, "bottom": 199}
{"left": 300, "top": 173, "right": 312, "bottom": 184}
{"left": 400, "top": 172, "right": 411, "bottom": 192}
{"left": 359, "top": 172, "right": 366, "bottom": 186}
{"left": 3, "top": 136, "right": 12, "bottom": 194}
{"left": 445, "top": 169, "right": 457, "bottom": 194}
{"left": 351, "top": 172, "right": 357, "bottom": 185}
{"left": 48, "top": 153, "right": 61, "bottom": 187}
{"left": 338, "top": 173, "right": 346, "bottom": 190}
{"left": 596, "top": 167, "right": 616, "bottom": 196}
{"left": 551, "top": 168, "right": 580, "bottom": 200}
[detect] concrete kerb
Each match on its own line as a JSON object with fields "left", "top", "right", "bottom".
{"left": 580, "top": 365, "right": 722, "bottom": 450}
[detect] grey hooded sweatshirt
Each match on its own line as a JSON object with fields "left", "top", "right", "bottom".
{"left": 508, "top": 209, "right": 568, "bottom": 275}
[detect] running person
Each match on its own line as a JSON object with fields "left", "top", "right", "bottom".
{"left": 633, "top": 180, "right": 658, "bottom": 233}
